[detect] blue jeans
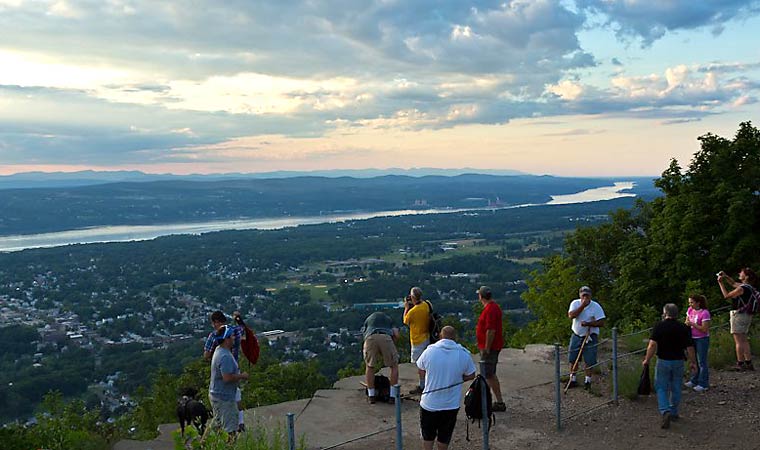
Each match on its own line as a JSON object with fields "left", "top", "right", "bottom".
{"left": 655, "top": 359, "right": 684, "bottom": 416}
{"left": 690, "top": 337, "right": 709, "bottom": 388}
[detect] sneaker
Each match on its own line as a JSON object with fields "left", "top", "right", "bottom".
{"left": 409, "top": 386, "right": 424, "bottom": 395}
{"left": 693, "top": 385, "right": 708, "bottom": 393}
{"left": 492, "top": 401, "right": 506, "bottom": 412}
{"left": 368, "top": 396, "right": 376, "bottom": 404}
{"left": 567, "top": 380, "right": 578, "bottom": 388}
{"left": 684, "top": 381, "right": 694, "bottom": 388}
{"left": 237, "top": 423, "right": 246, "bottom": 433}
{"left": 584, "top": 381, "right": 592, "bottom": 391}
{"left": 661, "top": 411, "right": 671, "bottom": 429}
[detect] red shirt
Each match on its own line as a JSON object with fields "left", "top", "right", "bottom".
{"left": 477, "top": 301, "right": 504, "bottom": 351}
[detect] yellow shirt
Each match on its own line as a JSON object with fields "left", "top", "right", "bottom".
{"left": 403, "top": 301, "right": 431, "bottom": 345}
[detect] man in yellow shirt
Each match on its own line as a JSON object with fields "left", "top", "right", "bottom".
{"left": 403, "top": 286, "right": 431, "bottom": 395}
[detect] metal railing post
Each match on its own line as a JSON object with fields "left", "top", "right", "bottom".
{"left": 392, "top": 384, "right": 403, "bottom": 450}
{"left": 287, "top": 412, "right": 296, "bottom": 450}
{"left": 554, "top": 343, "right": 562, "bottom": 431}
{"left": 479, "top": 360, "right": 490, "bottom": 450}
{"left": 612, "top": 327, "right": 619, "bottom": 405}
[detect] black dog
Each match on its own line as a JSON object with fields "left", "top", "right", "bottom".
{"left": 177, "top": 388, "right": 210, "bottom": 436}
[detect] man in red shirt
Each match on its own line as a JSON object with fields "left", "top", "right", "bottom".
{"left": 476, "top": 286, "right": 506, "bottom": 412}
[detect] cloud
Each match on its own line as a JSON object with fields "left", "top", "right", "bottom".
{"left": 577, "top": 0, "right": 760, "bottom": 45}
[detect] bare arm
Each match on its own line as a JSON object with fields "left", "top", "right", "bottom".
{"left": 686, "top": 318, "right": 710, "bottom": 334}
{"left": 642, "top": 339, "right": 657, "bottom": 366}
{"left": 581, "top": 318, "right": 606, "bottom": 328}
{"left": 463, "top": 371, "right": 476, "bottom": 382}
{"left": 484, "top": 329, "right": 495, "bottom": 353}
{"left": 222, "top": 371, "right": 249, "bottom": 383}
{"left": 568, "top": 299, "right": 590, "bottom": 319}
{"left": 203, "top": 351, "right": 213, "bottom": 361}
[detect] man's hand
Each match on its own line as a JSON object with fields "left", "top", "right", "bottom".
{"left": 689, "top": 361, "right": 697, "bottom": 374}
{"left": 240, "top": 372, "right": 249, "bottom": 381}
{"left": 482, "top": 349, "right": 490, "bottom": 358}
{"left": 581, "top": 296, "right": 591, "bottom": 307}
{"left": 642, "top": 358, "right": 649, "bottom": 367}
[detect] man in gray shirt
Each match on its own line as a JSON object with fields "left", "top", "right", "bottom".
{"left": 208, "top": 325, "right": 249, "bottom": 438}
{"left": 361, "top": 311, "right": 399, "bottom": 403}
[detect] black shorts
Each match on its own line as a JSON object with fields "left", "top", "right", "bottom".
{"left": 480, "top": 349, "right": 500, "bottom": 377}
{"left": 420, "top": 407, "right": 459, "bottom": 444}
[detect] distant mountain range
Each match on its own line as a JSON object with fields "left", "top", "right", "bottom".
{"left": 0, "top": 168, "right": 528, "bottom": 189}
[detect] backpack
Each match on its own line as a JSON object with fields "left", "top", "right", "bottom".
{"left": 738, "top": 284, "right": 760, "bottom": 315}
{"left": 424, "top": 300, "right": 443, "bottom": 343}
{"left": 371, "top": 374, "right": 391, "bottom": 403}
{"left": 463, "top": 375, "right": 495, "bottom": 441}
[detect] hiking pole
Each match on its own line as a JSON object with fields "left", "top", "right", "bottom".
{"left": 564, "top": 329, "right": 590, "bottom": 394}
{"left": 479, "top": 360, "right": 489, "bottom": 450}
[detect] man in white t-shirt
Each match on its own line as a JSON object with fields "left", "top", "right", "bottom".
{"left": 567, "top": 286, "right": 606, "bottom": 390}
{"left": 416, "top": 326, "right": 476, "bottom": 450}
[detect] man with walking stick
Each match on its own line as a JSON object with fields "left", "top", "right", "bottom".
{"left": 567, "top": 286, "right": 606, "bottom": 390}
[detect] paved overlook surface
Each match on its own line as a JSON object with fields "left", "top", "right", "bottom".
{"left": 115, "top": 344, "right": 760, "bottom": 450}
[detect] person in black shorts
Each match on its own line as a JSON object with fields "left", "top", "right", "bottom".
{"left": 416, "top": 326, "right": 476, "bottom": 450}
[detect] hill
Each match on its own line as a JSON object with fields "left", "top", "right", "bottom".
{"left": 115, "top": 345, "right": 760, "bottom": 450}
{"left": 0, "top": 174, "right": 653, "bottom": 236}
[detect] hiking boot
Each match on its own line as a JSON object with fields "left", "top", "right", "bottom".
{"left": 237, "top": 423, "right": 246, "bottom": 433}
{"left": 683, "top": 381, "right": 694, "bottom": 388}
{"left": 567, "top": 380, "right": 578, "bottom": 388}
{"left": 693, "top": 385, "right": 708, "bottom": 393}
{"left": 368, "top": 396, "right": 376, "bottom": 404}
{"left": 492, "top": 401, "right": 506, "bottom": 412}
{"left": 670, "top": 414, "right": 680, "bottom": 422}
{"left": 409, "top": 386, "right": 424, "bottom": 395}
{"left": 745, "top": 362, "right": 755, "bottom": 371}
{"left": 660, "top": 411, "right": 671, "bottom": 429}
{"left": 732, "top": 362, "right": 745, "bottom": 371}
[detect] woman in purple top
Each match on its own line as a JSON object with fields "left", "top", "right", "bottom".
{"left": 684, "top": 294, "right": 710, "bottom": 392}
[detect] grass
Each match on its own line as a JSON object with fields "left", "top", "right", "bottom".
{"left": 173, "top": 422, "right": 306, "bottom": 450}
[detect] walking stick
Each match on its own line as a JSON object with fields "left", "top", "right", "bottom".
{"left": 564, "top": 329, "right": 590, "bottom": 394}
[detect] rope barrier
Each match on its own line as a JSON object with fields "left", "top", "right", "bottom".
{"left": 561, "top": 399, "right": 615, "bottom": 422}
{"left": 319, "top": 426, "right": 396, "bottom": 450}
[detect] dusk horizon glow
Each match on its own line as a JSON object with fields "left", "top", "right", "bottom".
{"left": 2, "top": 0, "right": 759, "bottom": 177}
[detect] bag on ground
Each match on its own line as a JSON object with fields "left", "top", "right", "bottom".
{"left": 637, "top": 363, "right": 651, "bottom": 396}
{"left": 424, "top": 300, "right": 443, "bottom": 343}
{"left": 464, "top": 374, "right": 494, "bottom": 441}
{"left": 371, "top": 374, "right": 391, "bottom": 403}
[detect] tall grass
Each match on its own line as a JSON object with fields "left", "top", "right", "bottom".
{"left": 173, "top": 422, "right": 306, "bottom": 450}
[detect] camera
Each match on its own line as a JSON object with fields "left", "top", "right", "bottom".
{"left": 716, "top": 271, "right": 724, "bottom": 277}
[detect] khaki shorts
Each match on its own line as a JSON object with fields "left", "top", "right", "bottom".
{"left": 363, "top": 333, "right": 399, "bottom": 370}
{"left": 411, "top": 339, "right": 430, "bottom": 364}
{"left": 730, "top": 310, "right": 752, "bottom": 334}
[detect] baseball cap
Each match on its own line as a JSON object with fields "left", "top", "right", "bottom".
{"left": 214, "top": 325, "right": 234, "bottom": 341}
{"left": 476, "top": 286, "right": 492, "bottom": 297}
{"left": 579, "top": 286, "right": 592, "bottom": 295}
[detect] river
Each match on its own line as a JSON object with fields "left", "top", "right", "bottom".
{"left": 0, "top": 181, "right": 635, "bottom": 252}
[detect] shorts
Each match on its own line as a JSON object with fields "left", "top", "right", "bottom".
{"left": 730, "top": 310, "right": 752, "bottom": 334}
{"left": 363, "top": 333, "right": 399, "bottom": 370}
{"left": 411, "top": 339, "right": 430, "bottom": 364}
{"left": 209, "top": 395, "right": 238, "bottom": 434}
{"left": 479, "top": 349, "right": 500, "bottom": 378}
{"left": 568, "top": 333, "right": 598, "bottom": 367}
{"left": 420, "top": 407, "right": 459, "bottom": 444}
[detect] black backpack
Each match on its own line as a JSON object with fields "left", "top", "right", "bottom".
{"left": 424, "top": 300, "right": 442, "bottom": 343}
{"left": 371, "top": 374, "right": 391, "bottom": 403}
{"left": 738, "top": 284, "right": 760, "bottom": 315}
{"left": 463, "top": 375, "right": 494, "bottom": 441}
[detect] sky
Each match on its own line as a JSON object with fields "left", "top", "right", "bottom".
{"left": 1, "top": 0, "right": 759, "bottom": 177}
